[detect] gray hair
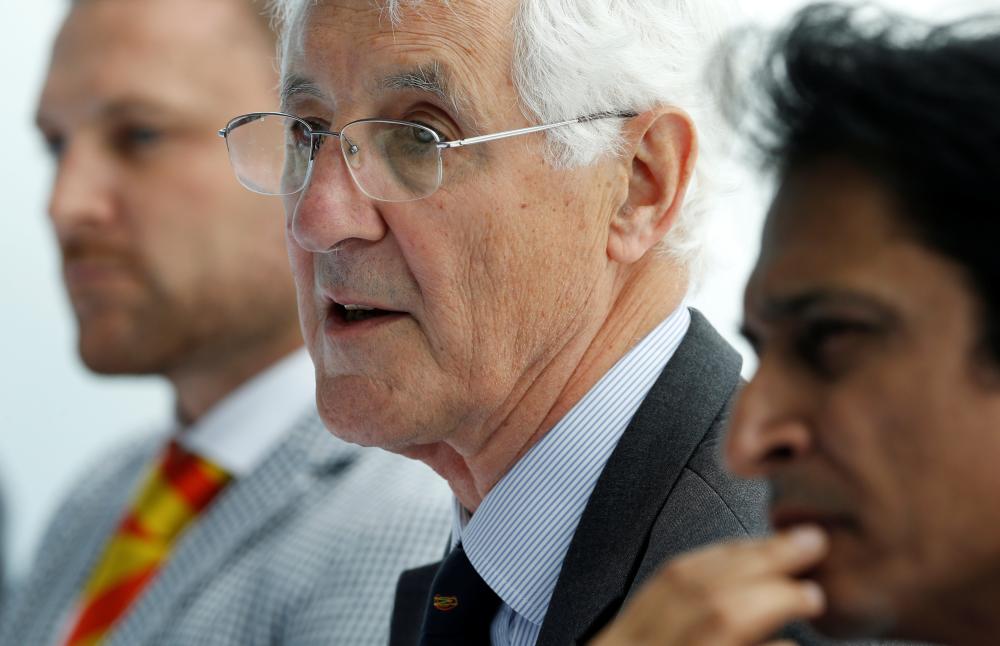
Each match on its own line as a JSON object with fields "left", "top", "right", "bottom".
{"left": 267, "top": 0, "right": 736, "bottom": 275}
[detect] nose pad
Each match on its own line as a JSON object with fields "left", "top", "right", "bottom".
{"left": 725, "top": 368, "right": 813, "bottom": 478}
{"left": 286, "top": 133, "right": 387, "bottom": 253}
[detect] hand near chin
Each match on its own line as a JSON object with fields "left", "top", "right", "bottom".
{"left": 590, "top": 526, "right": 829, "bottom": 646}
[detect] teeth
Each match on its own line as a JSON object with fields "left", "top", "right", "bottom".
{"left": 342, "top": 304, "right": 375, "bottom": 311}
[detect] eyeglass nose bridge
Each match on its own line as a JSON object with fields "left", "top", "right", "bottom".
{"left": 301, "top": 128, "right": 368, "bottom": 200}
{"left": 306, "top": 129, "right": 347, "bottom": 161}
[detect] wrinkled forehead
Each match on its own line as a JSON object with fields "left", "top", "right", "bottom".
{"left": 281, "top": 0, "right": 515, "bottom": 114}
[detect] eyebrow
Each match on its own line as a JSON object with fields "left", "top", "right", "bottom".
{"left": 35, "top": 96, "right": 180, "bottom": 131}
{"left": 762, "top": 290, "right": 887, "bottom": 318}
{"left": 279, "top": 62, "right": 468, "bottom": 116}
{"left": 379, "top": 62, "right": 459, "bottom": 107}
{"left": 742, "top": 288, "right": 896, "bottom": 336}
{"left": 740, "top": 290, "right": 868, "bottom": 348}
{"left": 384, "top": 62, "right": 473, "bottom": 120}
{"left": 279, "top": 75, "right": 327, "bottom": 111}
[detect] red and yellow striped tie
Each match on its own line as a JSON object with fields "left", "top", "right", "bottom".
{"left": 63, "top": 441, "right": 231, "bottom": 646}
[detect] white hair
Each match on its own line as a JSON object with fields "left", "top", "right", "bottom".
{"left": 268, "top": 0, "right": 736, "bottom": 276}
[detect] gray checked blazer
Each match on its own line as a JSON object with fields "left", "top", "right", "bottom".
{"left": 0, "top": 411, "right": 452, "bottom": 646}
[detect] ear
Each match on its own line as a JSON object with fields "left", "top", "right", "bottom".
{"left": 607, "top": 108, "right": 698, "bottom": 265}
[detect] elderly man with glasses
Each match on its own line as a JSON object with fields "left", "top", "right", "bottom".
{"left": 220, "top": 0, "right": 830, "bottom": 644}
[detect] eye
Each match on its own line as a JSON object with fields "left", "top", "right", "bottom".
{"left": 126, "top": 126, "right": 161, "bottom": 145}
{"left": 113, "top": 124, "right": 164, "bottom": 155}
{"left": 286, "top": 117, "right": 315, "bottom": 148}
{"left": 796, "top": 318, "right": 874, "bottom": 379}
{"left": 42, "top": 133, "right": 65, "bottom": 158}
{"left": 404, "top": 114, "right": 448, "bottom": 141}
{"left": 740, "top": 324, "right": 762, "bottom": 356}
{"left": 410, "top": 123, "right": 439, "bottom": 144}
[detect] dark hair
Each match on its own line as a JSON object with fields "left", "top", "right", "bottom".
{"left": 743, "top": 3, "right": 1000, "bottom": 365}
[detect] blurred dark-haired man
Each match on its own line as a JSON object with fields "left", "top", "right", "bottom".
{"left": 0, "top": 0, "right": 450, "bottom": 644}
{"left": 594, "top": 4, "right": 1000, "bottom": 645}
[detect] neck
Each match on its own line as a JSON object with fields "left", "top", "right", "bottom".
{"left": 407, "top": 259, "right": 687, "bottom": 511}
{"left": 169, "top": 328, "right": 304, "bottom": 425}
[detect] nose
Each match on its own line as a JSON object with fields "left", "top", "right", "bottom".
{"left": 287, "top": 136, "right": 387, "bottom": 253}
{"left": 48, "top": 139, "right": 116, "bottom": 236}
{"left": 725, "top": 358, "right": 813, "bottom": 478}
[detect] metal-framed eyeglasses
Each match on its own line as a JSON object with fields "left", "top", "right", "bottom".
{"left": 218, "top": 111, "right": 636, "bottom": 203}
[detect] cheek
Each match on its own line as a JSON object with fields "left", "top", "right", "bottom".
{"left": 821, "top": 387, "right": 919, "bottom": 520}
{"left": 384, "top": 209, "right": 481, "bottom": 337}
{"left": 384, "top": 171, "right": 610, "bottom": 371}
{"left": 285, "top": 239, "right": 311, "bottom": 285}
{"left": 286, "top": 246, "right": 317, "bottom": 315}
{"left": 127, "top": 204, "right": 199, "bottom": 298}
{"left": 818, "top": 375, "right": 967, "bottom": 586}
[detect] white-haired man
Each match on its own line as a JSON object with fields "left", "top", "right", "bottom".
{"left": 0, "top": 0, "right": 451, "bottom": 644}
{"left": 221, "top": 0, "right": 801, "bottom": 643}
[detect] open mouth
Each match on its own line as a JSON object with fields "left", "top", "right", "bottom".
{"left": 331, "top": 302, "right": 400, "bottom": 324}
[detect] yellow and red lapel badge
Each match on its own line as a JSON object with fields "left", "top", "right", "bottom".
{"left": 433, "top": 595, "right": 459, "bottom": 612}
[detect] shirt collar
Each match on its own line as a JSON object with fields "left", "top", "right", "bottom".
{"left": 177, "top": 347, "right": 316, "bottom": 477}
{"left": 454, "top": 306, "right": 691, "bottom": 626}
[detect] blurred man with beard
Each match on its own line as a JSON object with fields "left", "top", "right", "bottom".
{"left": 0, "top": 1, "right": 450, "bottom": 644}
{"left": 594, "top": 5, "right": 1000, "bottom": 645}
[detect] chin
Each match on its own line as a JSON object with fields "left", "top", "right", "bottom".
{"left": 314, "top": 377, "right": 431, "bottom": 451}
{"left": 808, "top": 562, "right": 899, "bottom": 640}
{"left": 810, "top": 608, "right": 896, "bottom": 641}
{"left": 75, "top": 312, "right": 157, "bottom": 373}
{"left": 78, "top": 335, "right": 162, "bottom": 375}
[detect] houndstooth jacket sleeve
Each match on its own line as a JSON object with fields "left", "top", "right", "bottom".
{"left": 0, "top": 411, "right": 452, "bottom": 646}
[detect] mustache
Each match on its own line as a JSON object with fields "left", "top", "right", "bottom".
{"left": 314, "top": 252, "right": 408, "bottom": 304}
{"left": 61, "top": 236, "right": 139, "bottom": 269}
{"left": 768, "top": 475, "right": 854, "bottom": 517}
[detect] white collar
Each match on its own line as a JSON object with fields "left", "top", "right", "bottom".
{"left": 177, "top": 348, "right": 316, "bottom": 477}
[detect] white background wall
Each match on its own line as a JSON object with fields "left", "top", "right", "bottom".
{"left": 1, "top": 0, "right": 994, "bottom": 583}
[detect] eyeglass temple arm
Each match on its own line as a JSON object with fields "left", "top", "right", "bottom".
{"left": 436, "top": 111, "right": 638, "bottom": 150}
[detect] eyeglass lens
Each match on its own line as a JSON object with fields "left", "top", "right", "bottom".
{"left": 224, "top": 114, "right": 443, "bottom": 202}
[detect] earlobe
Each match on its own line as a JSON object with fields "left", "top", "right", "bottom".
{"left": 607, "top": 108, "right": 698, "bottom": 265}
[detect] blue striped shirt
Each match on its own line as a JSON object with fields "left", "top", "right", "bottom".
{"left": 451, "top": 306, "right": 692, "bottom": 645}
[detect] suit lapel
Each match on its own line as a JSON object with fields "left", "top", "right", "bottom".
{"left": 389, "top": 561, "right": 442, "bottom": 646}
{"left": 537, "top": 310, "right": 741, "bottom": 645}
{"left": 107, "top": 412, "right": 358, "bottom": 646}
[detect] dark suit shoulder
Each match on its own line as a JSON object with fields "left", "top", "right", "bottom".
{"left": 538, "top": 311, "right": 756, "bottom": 644}
{"left": 684, "top": 389, "right": 770, "bottom": 536}
{"left": 629, "top": 363, "right": 768, "bottom": 590}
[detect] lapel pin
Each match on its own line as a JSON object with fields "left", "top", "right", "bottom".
{"left": 433, "top": 595, "right": 459, "bottom": 612}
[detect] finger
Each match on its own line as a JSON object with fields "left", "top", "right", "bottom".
{"left": 670, "top": 526, "right": 828, "bottom": 583}
{"left": 591, "top": 574, "right": 820, "bottom": 646}
{"left": 698, "top": 579, "right": 824, "bottom": 645}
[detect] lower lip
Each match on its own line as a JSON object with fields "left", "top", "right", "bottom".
{"left": 323, "top": 309, "right": 409, "bottom": 339}
{"left": 64, "top": 263, "right": 128, "bottom": 286}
